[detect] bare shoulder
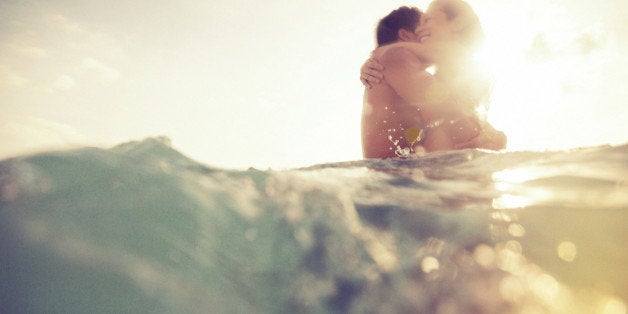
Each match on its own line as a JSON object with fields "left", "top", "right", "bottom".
{"left": 379, "top": 46, "right": 425, "bottom": 68}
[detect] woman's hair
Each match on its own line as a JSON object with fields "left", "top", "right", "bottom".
{"left": 432, "top": 0, "right": 490, "bottom": 112}
{"left": 376, "top": 6, "right": 421, "bottom": 47}
{"left": 434, "top": 0, "right": 484, "bottom": 54}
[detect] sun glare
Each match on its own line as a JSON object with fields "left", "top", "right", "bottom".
{"left": 473, "top": 2, "right": 598, "bottom": 152}
{"left": 473, "top": 8, "right": 541, "bottom": 151}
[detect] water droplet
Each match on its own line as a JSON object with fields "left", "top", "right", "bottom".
{"left": 531, "top": 274, "right": 559, "bottom": 302}
{"left": 421, "top": 256, "right": 439, "bottom": 273}
{"left": 473, "top": 244, "right": 495, "bottom": 267}
{"left": 557, "top": 241, "right": 577, "bottom": 262}
{"left": 508, "top": 223, "right": 526, "bottom": 237}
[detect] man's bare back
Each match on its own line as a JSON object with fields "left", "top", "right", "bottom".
{"left": 361, "top": 47, "right": 429, "bottom": 158}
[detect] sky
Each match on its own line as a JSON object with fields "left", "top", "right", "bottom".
{"left": 1, "top": 0, "right": 627, "bottom": 169}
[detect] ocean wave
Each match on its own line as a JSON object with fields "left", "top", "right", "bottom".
{"left": 1, "top": 137, "right": 626, "bottom": 313}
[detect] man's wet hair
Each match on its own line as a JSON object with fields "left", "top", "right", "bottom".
{"left": 376, "top": 6, "right": 421, "bottom": 47}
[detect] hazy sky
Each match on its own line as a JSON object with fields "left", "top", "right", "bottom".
{"left": 1, "top": 0, "right": 627, "bottom": 169}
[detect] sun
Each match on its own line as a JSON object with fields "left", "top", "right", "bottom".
{"left": 472, "top": 5, "right": 563, "bottom": 152}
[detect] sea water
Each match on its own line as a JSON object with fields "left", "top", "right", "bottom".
{"left": 1, "top": 137, "right": 626, "bottom": 313}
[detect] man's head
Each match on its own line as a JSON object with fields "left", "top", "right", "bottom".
{"left": 376, "top": 6, "right": 422, "bottom": 47}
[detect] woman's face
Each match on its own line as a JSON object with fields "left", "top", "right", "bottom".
{"left": 417, "top": 5, "right": 454, "bottom": 45}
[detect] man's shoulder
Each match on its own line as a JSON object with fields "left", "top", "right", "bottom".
{"left": 377, "top": 46, "right": 422, "bottom": 67}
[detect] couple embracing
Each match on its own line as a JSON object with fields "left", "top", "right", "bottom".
{"left": 360, "top": 0, "right": 506, "bottom": 159}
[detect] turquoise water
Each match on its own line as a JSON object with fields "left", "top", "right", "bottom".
{"left": 1, "top": 137, "right": 626, "bottom": 313}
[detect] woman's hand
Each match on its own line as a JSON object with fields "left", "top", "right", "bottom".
{"left": 360, "top": 58, "right": 385, "bottom": 89}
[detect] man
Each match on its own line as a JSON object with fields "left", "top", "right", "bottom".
{"left": 361, "top": 6, "right": 433, "bottom": 158}
{"left": 361, "top": 1, "right": 506, "bottom": 159}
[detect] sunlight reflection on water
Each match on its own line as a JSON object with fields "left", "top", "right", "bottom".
{"left": 2, "top": 139, "right": 626, "bottom": 313}
{"left": 491, "top": 167, "right": 555, "bottom": 209}
{"left": 486, "top": 162, "right": 628, "bottom": 313}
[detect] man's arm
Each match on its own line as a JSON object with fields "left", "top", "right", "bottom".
{"left": 360, "top": 43, "right": 436, "bottom": 89}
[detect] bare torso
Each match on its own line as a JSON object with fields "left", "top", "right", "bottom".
{"left": 361, "top": 47, "right": 427, "bottom": 158}
{"left": 362, "top": 84, "right": 423, "bottom": 158}
{"left": 361, "top": 46, "right": 482, "bottom": 158}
